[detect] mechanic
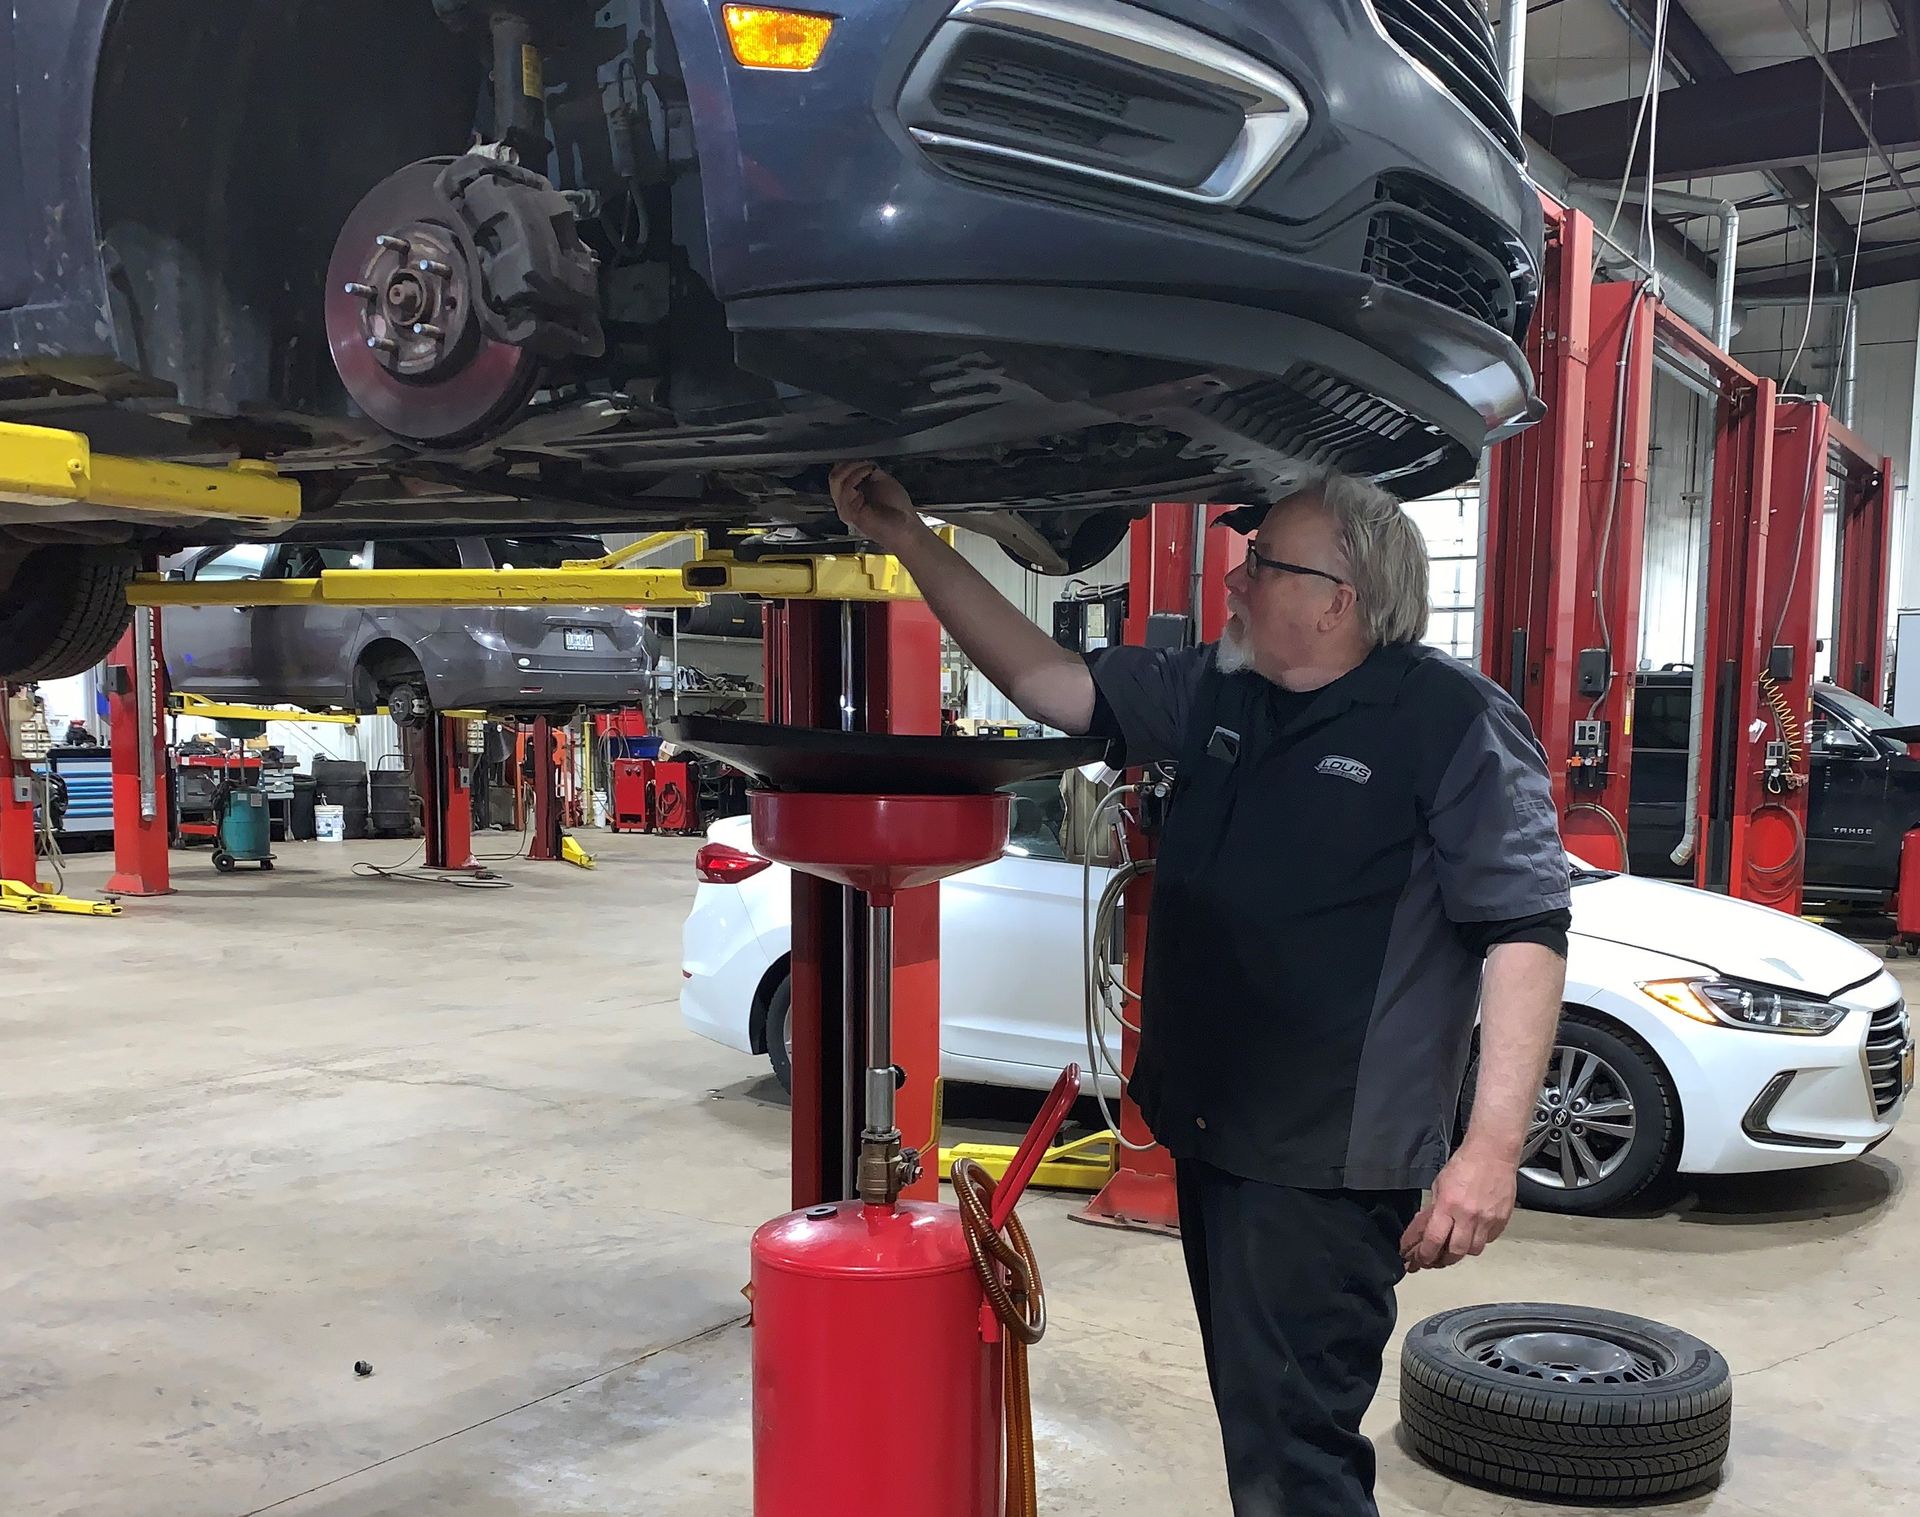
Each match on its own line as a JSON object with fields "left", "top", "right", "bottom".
{"left": 829, "top": 462, "right": 1569, "bottom": 1517}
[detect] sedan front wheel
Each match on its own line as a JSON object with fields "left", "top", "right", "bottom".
{"left": 1461, "top": 1012, "right": 1677, "bottom": 1215}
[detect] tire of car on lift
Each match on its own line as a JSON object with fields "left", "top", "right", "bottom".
{"left": 0, "top": 545, "right": 136, "bottom": 682}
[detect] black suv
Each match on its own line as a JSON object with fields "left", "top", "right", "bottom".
{"left": 0, "top": 0, "right": 1541, "bottom": 682}
{"left": 1631, "top": 672, "right": 1920, "bottom": 904}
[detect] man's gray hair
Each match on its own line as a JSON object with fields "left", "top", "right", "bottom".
{"left": 1295, "top": 470, "right": 1430, "bottom": 647}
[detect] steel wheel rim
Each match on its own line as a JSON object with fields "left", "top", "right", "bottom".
{"left": 1520, "top": 1042, "right": 1637, "bottom": 1190}
{"left": 1468, "top": 1324, "right": 1668, "bottom": 1385}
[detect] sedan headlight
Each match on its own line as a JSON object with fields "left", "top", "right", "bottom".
{"left": 1639, "top": 977, "right": 1847, "bottom": 1036}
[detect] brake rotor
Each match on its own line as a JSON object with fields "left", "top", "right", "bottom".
{"left": 325, "top": 158, "right": 540, "bottom": 448}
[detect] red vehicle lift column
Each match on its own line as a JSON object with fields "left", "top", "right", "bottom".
{"left": 105, "top": 608, "right": 172, "bottom": 897}
{"left": 1691, "top": 363, "right": 1780, "bottom": 899}
{"left": 1828, "top": 418, "right": 1894, "bottom": 703}
{"left": 417, "top": 717, "right": 476, "bottom": 872}
{"left": 527, "top": 717, "right": 563, "bottom": 862}
{"left": 767, "top": 600, "right": 944, "bottom": 1207}
{"left": 1484, "top": 204, "right": 1653, "bottom": 870}
{"left": 1481, "top": 200, "right": 1590, "bottom": 779}
{"left": 1080, "top": 502, "right": 1238, "bottom": 1234}
{"left": 1738, "top": 398, "right": 1829, "bottom": 913}
{"left": 0, "top": 682, "right": 42, "bottom": 888}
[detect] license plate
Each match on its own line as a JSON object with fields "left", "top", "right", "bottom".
{"left": 1904, "top": 1042, "right": 1916, "bottom": 1095}
{"left": 563, "top": 629, "right": 594, "bottom": 652}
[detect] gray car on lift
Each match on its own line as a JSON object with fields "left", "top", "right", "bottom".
{"left": 163, "top": 535, "right": 652, "bottom": 725}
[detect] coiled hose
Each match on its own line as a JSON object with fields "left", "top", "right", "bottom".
{"left": 1743, "top": 801, "right": 1808, "bottom": 903}
{"left": 1564, "top": 801, "right": 1630, "bottom": 873}
{"left": 950, "top": 1158, "right": 1046, "bottom": 1517}
{"left": 1758, "top": 671, "right": 1807, "bottom": 785}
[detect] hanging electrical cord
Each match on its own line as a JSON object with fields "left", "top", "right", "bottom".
{"left": 37, "top": 772, "right": 67, "bottom": 896}
{"left": 1591, "top": 279, "right": 1653, "bottom": 717}
{"left": 1637, "top": 0, "right": 1668, "bottom": 276}
{"left": 1602, "top": 0, "right": 1670, "bottom": 256}
{"left": 1782, "top": 3, "right": 1832, "bottom": 390}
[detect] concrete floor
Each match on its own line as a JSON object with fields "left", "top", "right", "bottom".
{"left": 3, "top": 833, "right": 1915, "bottom": 1516}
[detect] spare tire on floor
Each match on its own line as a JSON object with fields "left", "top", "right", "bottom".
{"left": 1401, "top": 1303, "right": 1731, "bottom": 1502}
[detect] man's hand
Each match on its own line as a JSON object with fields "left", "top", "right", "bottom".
{"left": 829, "top": 461, "right": 925, "bottom": 551}
{"left": 1400, "top": 1142, "right": 1518, "bottom": 1272}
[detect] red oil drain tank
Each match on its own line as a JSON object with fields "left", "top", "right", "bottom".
{"left": 752, "top": 1200, "right": 1002, "bottom": 1517}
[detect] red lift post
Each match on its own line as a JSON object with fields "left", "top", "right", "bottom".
{"left": 104, "top": 609, "right": 173, "bottom": 897}
{"left": 1662, "top": 310, "right": 1782, "bottom": 901}
{"left": 0, "top": 682, "right": 43, "bottom": 888}
{"left": 1080, "top": 503, "right": 1238, "bottom": 1234}
{"left": 416, "top": 717, "right": 476, "bottom": 872}
{"left": 766, "top": 600, "right": 944, "bottom": 1207}
{"left": 526, "top": 716, "right": 564, "bottom": 862}
{"left": 1827, "top": 417, "right": 1895, "bottom": 704}
{"left": 1742, "top": 397, "right": 1830, "bottom": 914}
{"left": 1484, "top": 203, "right": 1656, "bottom": 870}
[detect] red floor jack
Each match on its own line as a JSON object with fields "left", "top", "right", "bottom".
{"left": 668, "top": 717, "right": 1098, "bottom": 1517}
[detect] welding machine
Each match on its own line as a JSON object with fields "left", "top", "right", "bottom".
{"left": 610, "top": 757, "right": 655, "bottom": 833}
{"left": 651, "top": 758, "right": 699, "bottom": 834}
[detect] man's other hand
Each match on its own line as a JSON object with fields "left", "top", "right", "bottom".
{"left": 829, "top": 461, "right": 921, "bottom": 550}
{"left": 1400, "top": 1143, "right": 1519, "bottom": 1271}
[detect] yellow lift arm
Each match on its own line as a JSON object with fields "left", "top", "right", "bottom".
{"left": 127, "top": 548, "right": 922, "bottom": 609}
{"left": 0, "top": 422, "right": 299, "bottom": 524}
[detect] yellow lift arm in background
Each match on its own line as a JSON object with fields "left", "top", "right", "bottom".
{"left": 127, "top": 548, "right": 923, "bottom": 609}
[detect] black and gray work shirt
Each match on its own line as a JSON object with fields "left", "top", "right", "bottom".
{"left": 1087, "top": 639, "right": 1571, "bottom": 1192}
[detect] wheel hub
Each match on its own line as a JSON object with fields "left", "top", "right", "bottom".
{"left": 341, "top": 222, "right": 481, "bottom": 384}
{"left": 325, "top": 159, "right": 541, "bottom": 448}
{"left": 1521, "top": 1043, "right": 1638, "bottom": 1191}
{"left": 1475, "top": 1329, "right": 1660, "bottom": 1385}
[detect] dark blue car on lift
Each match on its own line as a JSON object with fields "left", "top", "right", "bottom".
{"left": 0, "top": 0, "right": 1541, "bottom": 683}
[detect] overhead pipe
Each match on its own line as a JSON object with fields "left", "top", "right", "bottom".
{"left": 1840, "top": 299, "right": 1859, "bottom": 426}
{"left": 1572, "top": 180, "right": 1738, "bottom": 350}
{"left": 1738, "top": 293, "right": 1857, "bottom": 410}
{"left": 1500, "top": 0, "right": 1527, "bottom": 117}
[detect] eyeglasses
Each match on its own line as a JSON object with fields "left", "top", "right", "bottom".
{"left": 1243, "top": 543, "right": 1347, "bottom": 586}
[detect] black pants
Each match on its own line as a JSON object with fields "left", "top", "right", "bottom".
{"left": 1176, "top": 1158, "right": 1420, "bottom": 1517}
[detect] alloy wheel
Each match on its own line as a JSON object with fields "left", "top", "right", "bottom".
{"left": 1520, "top": 1044, "right": 1637, "bottom": 1190}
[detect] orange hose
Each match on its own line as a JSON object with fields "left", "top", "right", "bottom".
{"left": 952, "top": 1158, "right": 1045, "bottom": 1517}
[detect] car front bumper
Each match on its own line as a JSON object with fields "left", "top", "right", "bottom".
{"left": 1657, "top": 972, "right": 1912, "bottom": 1175}
{"left": 665, "top": 0, "right": 1543, "bottom": 491}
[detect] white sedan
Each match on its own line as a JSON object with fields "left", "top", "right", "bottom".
{"left": 681, "top": 784, "right": 1914, "bottom": 1214}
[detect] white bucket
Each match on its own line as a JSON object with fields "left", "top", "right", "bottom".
{"left": 315, "top": 804, "right": 345, "bottom": 843}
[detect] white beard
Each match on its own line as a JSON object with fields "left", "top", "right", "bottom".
{"left": 1217, "top": 619, "right": 1253, "bottom": 674}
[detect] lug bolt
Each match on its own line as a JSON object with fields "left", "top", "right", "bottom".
{"left": 366, "top": 335, "right": 399, "bottom": 353}
{"left": 411, "top": 323, "right": 445, "bottom": 340}
{"left": 343, "top": 281, "right": 376, "bottom": 299}
{"left": 375, "top": 234, "right": 411, "bottom": 254}
{"left": 415, "top": 258, "right": 451, "bottom": 277}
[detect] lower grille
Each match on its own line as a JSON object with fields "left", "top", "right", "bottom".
{"left": 1184, "top": 365, "right": 1453, "bottom": 489}
{"left": 1866, "top": 1000, "right": 1912, "bottom": 1118}
{"left": 1362, "top": 177, "right": 1534, "bottom": 339}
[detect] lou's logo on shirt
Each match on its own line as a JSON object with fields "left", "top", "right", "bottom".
{"left": 1316, "top": 754, "right": 1372, "bottom": 785}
